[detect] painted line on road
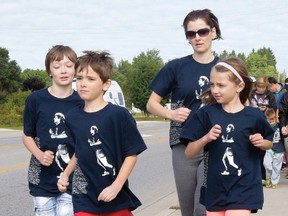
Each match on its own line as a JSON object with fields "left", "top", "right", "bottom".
{"left": 0, "top": 163, "right": 28, "bottom": 174}
{"left": 143, "top": 137, "right": 169, "bottom": 143}
{"left": 142, "top": 134, "right": 152, "bottom": 138}
{"left": 0, "top": 143, "right": 22, "bottom": 149}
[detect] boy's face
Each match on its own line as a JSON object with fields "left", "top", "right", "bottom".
{"left": 267, "top": 116, "right": 276, "bottom": 125}
{"left": 49, "top": 55, "right": 75, "bottom": 87}
{"left": 76, "top": 66, "right": 110, "bottom": 102}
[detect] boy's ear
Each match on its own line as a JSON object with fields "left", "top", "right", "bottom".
{"left": 103, "top": 79, "right": 112, "bottom": 91}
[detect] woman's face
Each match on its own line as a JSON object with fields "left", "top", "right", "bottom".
{"left": 186, "top": 19, "right": 216, "bottom": 54}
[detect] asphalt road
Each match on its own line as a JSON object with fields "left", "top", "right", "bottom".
{"left": 0, "top": 121, "right": 176, "bottom": 216}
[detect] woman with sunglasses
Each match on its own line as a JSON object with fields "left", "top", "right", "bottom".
{"left": 147, "top": 9, "right": 222, "bottom": 216}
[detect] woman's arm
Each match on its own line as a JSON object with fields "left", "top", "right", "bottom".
{"left": 146, "top": 91, "right": 191, "bottom": 122}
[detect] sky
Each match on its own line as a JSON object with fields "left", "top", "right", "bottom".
{"left": 0, "top": 0, "right": 287, "bottom": 74}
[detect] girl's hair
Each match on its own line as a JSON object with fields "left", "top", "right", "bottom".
{"left": 75, "top": 50, "right": 114, "bottom": 83}
{"left": 45, "top": 45, "right": 77, "bottom": 75}
{"left": 254, "top": 76, "right": 270, "bottom": 93}
{"left": 182, "top": 9, "right": 222, "bottom": 40}
{"left": 200, "top": 57, "right": 253, "bottom": 105}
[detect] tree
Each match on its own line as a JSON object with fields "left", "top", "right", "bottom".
{"left": 246, "top": 51, "right": 277, "bottom": 78}
{"left": 21, "top": 69, "right": 51, "bottom": 87}
{"left": 128, "top": 49, "right": 164, "bottom": 112}
{"left": 0, "top": 47, "right": 22, "bottom": 95}
{"left": 114, "top": 60, "right": 134, "bottom": 108}
{"left": 257, "top": 47, "right": 276, "bottom": 68}
{"left": 0, "top": 90, "right": 31, "bottom": 127}
{"left": 22, "top": 77, "right": 46, "bottom": 91}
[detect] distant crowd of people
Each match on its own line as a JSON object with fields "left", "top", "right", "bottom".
{"left": 250, "top": 76, "right": 288, "bottom": 188}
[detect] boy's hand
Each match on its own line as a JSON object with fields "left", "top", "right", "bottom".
{"left": 57, "top": 173, "right": 69, "bottom": 192}
{"left": 98, "top": 183, "right": 121, "bottom": 202}
{"left": 39, "top": 150, "right": 54, "bottom": 166}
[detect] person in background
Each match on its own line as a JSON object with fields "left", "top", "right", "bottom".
{"left": 284, "top": 78, "right": 288, "bottom": 91}
{"left": 272, "top": 76, "right": 288, "bottom": 178}
{"left": 277, "top": 86, "right": 288, "bottom": 179}
{"left": 267, "top": 77, "right": 286, "bottom": 100}
{"left": 180, "top": 57, "right": 274, "bottom": 216}
{"left": 146, "top": 9, "right": 222, "bottom": 216}
{"left": 267, "top": 77, "right": 286, "bottom": 112}
{"left": 57, "top": 50, "right": 147, "bottom": 216}
{"left": 263, "top": 108, "right": 285, "bottom": 189}
{"left": 250, "top": 76, "right": 276, "bottom": 184}
{"left": 250, "top": 76, "right": 276, "bottom": 112}
{"left": 23, "top": 45, "right": 83, "bottom": 216}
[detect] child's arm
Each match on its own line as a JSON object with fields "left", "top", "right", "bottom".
{"left": 185, "top": 124, "right": 222, "bottom": 158}
{"left": 98, "top": 155, "right": 137, "bottom": 202}
{"left": 57, "top": 154, "right": 77, "bottom": 192}
{"left": 23, "top": 134, "right": 54, "bottom": 166}
{"left": 249, "top": 133, "right": 272, "bottom": 150}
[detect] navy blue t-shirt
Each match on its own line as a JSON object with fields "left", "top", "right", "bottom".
{"left": 180, "top": 104, "right": 274, "bottom": 212}
{"left": 65, "top": 103, "right": 147, "bottom": 214}
{"left": 270, "top": 123, "right": 285, "bottom": 153}
{"left": 23, "top": 88, "right": 83, "bottom": 197}
{"left": 148, "top": 55, "right": 219, "bottom": 146}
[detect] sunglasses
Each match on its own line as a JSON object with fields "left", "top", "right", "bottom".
{"left": 186, "top": 28, "right": 211, "bottom": 39}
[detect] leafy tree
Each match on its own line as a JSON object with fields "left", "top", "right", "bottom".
{"left": 128, "top": 49, "right": 164, "bottom": 112}
{"left": 114, "top": 60, "right": 134, "bottom": 108}
{"left": 246, "top": 52, "right": 277, "bottom": 78}
{"left": 0, "top": 90, "right": 30, "bottom": 127}
{"left": 21, "top": 69, "right": 51, "bottom": 86}
{"left": 257, "top": 47, "right": 276, "bottom": 68}
{"left": 0, "top": 47, "right": 22, "bottom": 95}
{"left": 218, "top": 50, "right": 229, "bottom": 59}
{"left": 237, "top": 53, "right": 246, "bottom": 63}
{"left": 22, "top": 77, "right": 46, "bottom": 91}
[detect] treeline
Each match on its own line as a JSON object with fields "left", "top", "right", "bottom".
{"left": 0, "top": 46, "right": 284, "bottom": 127}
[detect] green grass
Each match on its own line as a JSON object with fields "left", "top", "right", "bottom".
{"left": 0, "top": 125, "right": 23, "bottom": 130}
{"left": 132, "top": 112, "right": 169, "bottom": 121}
{"left": 0, "top": 112, "right": 168, "bottom": 130}
{"left": 169, "top": 205, "right": 180, "bottom": 210}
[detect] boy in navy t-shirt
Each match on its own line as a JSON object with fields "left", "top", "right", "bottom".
{"left": 263, "top": 108, "right": 285, "bottom": 189}
{"left": 23, "top": 45, "right": 83, "bottom": 215}
{"left": 57, "top": 51, "right": 147, "bottom": 216}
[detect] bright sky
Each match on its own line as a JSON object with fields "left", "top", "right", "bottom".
{"left": 1, "top": 0, "right": 287, "bottom": 74}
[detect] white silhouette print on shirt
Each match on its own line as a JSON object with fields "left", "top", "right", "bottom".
{"left": 49, "top": 112, "right": 67, "bottom": 138}
{"left": 55, "top": 144, "right": 71, "bottom": 178}
{"left": 221, "top": 124, "right": 235, "bottom": 143}
{"left": 195, "top": 76, "right": 209, "bottom": 99}
{"left": 88, "top": 125, "right": 115, "bottom": 176}
{"left": 220, "top": 124, "right": 241, "bottom": 176}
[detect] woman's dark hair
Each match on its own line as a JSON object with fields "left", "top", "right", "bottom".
{"left": 183, "top": 9, "right": 222, "bottom": 40}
